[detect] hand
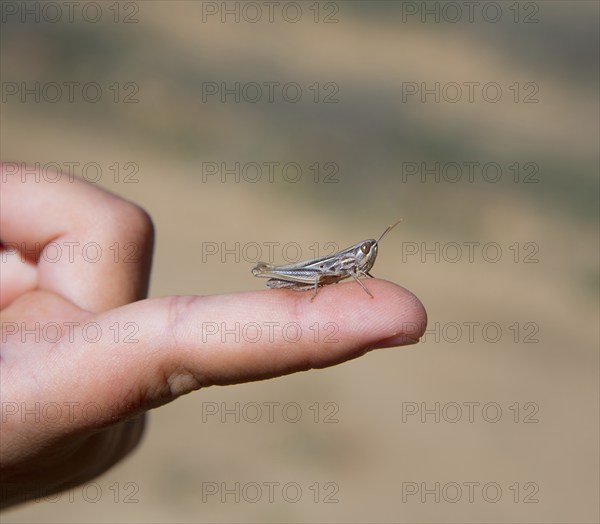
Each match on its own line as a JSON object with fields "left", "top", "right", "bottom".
{"left": 0, "top": 164, "right": 427, "bottom": 508}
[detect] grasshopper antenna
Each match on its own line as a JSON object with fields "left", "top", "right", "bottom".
{"left": 375, "top": 219, "right": 403, "bottom": 245}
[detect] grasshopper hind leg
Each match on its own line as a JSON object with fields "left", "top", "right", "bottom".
{"left": 265, "top": 279, "right": 313, "bottom": 291}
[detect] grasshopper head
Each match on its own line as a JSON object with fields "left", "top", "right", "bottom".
{"left": 356, "top": 239, "right": 379, "bottom": 273}
{"left": 356, "top": 220, "right": 402, "bottom": 274}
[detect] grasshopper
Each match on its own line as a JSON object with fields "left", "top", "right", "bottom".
{"left": 251, "top": 220, "right": 401, "bottom": 301}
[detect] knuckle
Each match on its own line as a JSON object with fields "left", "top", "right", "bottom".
{"left": 105, "top": 199, "right": 155, "bottom": 244}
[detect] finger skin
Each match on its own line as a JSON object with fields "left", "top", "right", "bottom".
{"left": 0, "top": 246, "right": 37, "bottom": 307}
{"left": 0, "top": 163, "right": 154, "bottom": 312}
{"left": 1, "top": 280, "right": 426, "bottom": 428}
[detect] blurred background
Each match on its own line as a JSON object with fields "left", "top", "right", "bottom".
{"left": 1, "top": 1, "right": 598, "bottom": 522}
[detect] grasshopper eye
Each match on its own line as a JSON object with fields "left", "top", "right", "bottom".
{"left": 360, "top": 243, "right": 371, "bottom": 254}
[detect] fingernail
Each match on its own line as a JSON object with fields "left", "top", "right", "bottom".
{"left": 371, "top": 334, "right": 421, "bottom": 350}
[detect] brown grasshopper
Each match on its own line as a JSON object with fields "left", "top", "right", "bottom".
{"left": 251, "top": 220, "right": 401, "bottom": 300}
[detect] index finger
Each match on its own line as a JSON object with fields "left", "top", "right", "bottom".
{"left": 16, "top": 280, "right": 428, "bottom": 423}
